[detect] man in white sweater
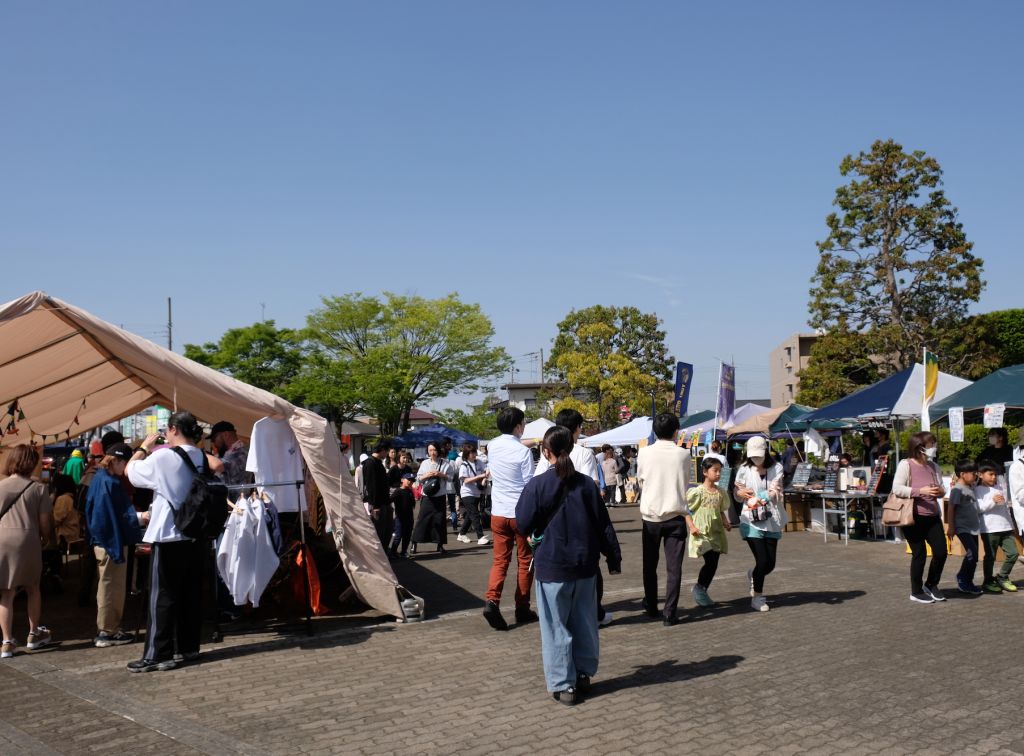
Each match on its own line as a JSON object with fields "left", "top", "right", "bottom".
{"left": 636, "top": 413, "right": 693, "bottom": 626}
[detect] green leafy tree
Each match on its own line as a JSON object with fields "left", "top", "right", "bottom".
{"left": 802, "top": 139, "right": 985, "bottom": 399}
{"left": 545, "top": 306, "right": 672, "bottom": 429}
{"left": 304, "top": 293, "right": 510, "bottom": 436}
{"left": 184, "top": 321, "right": 303, "bottom": 395}
{"left": 811, "top": 139, "right": 983, "bottom": 368}
{"left": 971, "top": 309, "right": 1024, "bottom": 370}
{"left": 433, "top": 395, "right": 502, "bottom": 440}
{"left": 796, "top": 329, "right": 881, "bottom": 407}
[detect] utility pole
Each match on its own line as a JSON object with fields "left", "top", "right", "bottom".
{"left": 167, "top": 297, "right": 173, "bottom": 350}
{"left": 539, "top": 348, "right": 544, "bottom": 384}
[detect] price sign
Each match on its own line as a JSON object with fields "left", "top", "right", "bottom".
{"left": 984, "top": 403, "right": 1006, "bottom": 429}
{"left": 949, "top": 407, "right": 964, "bottom": 442}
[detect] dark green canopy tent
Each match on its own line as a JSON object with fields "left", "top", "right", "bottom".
{"left": 930, "top": 364, "right": 1024, "bottom": 424}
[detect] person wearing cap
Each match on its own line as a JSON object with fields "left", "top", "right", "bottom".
{"left": 733, "top": 436, "right": 787, "bottom": 612}
{"left": 62, "top": 449, "right": 86, "bottom": 485}
{"left": 208, "top": 421, "right": 253, "bottom": 488}
{"left": 75, "top": 430, "right": 127, "bottom": 609}
{"left": 84, "top": 443, "right": 146, "bottom": 647}
{"left": 388, "top": 472, "right": 417, "bottom": 558}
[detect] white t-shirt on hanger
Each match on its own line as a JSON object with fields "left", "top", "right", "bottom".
{"left": 245, "top": 417, "right": 305, "bottom": 513}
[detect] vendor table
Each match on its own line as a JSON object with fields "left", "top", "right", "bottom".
{"left": 819, "top": 492, "right": 885, "bottom": 545}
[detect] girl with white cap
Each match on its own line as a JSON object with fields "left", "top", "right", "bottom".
{"left": 733, "top": 436, "right": 786, "bottom": 612}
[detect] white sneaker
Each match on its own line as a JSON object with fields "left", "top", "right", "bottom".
{"left": 1, "top": 640, "right": 15, "bottom": 659}
{"left": 747, "top": 569, "right": 755, "bottom": 597}
{"left": 599, "top": 611, "right": 614, "bottom": 627}
{"left": 456, "top": 534, "right": 471, "bottom": 543}
{"left": 477, "top": 536, "right": 491, "bottom": 545}
{"left": 751, "top": 596, "right": 769, "bottom": 612}
{"left": 26, "top": 627, "right": 51, "bottom": 650}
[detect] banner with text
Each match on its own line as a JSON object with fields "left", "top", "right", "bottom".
{"left": 949, "top": 407, "right": 964, "bottom": 442}
{"left": 716, "top": 363, "right": 736, "bottom": 429}
{"left": 672, "top": 362, "right": 694, "bottom": 417}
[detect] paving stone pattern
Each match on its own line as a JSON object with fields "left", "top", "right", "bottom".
{"left": 2, "top": 506, "right": 1023, "bottom": 755}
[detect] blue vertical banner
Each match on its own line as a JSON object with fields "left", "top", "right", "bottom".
{"left": 715, "top": 363, "right": 736, "bottom": 429}
{"left": 672, "top": 361, "right": 694, "bottom": 417}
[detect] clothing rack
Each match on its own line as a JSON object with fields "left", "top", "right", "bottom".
{"left": 221, "top": 478, "right": 313, "bottom": 637}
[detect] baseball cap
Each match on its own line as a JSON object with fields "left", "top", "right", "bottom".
{"left": 107, "top": 443, "right": 134, "bottom": 461}
{"left": 71, "top": 449, "right": 84, "bottom": 458}
{"left": 746, "top": 436, "right": 768, "bottom": 458}
{"left": 207, "top": 421, "right": 236, "bottom": 439}
{"left": 101, "top": 430, "right": 125, "bottom": 452}
{"left": 401, "top": 472, "right": 416, "bottom": 481}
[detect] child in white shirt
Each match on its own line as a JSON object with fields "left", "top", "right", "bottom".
{"left": 977, "top": 461, "right": 1018, "bottom": 593}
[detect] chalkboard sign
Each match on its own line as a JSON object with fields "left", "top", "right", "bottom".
{"left": 823, "top": 458, "right": 841, "bottom": 493}
{"left": 791, "top": 463, "right": 813, "bottom": 488}
{"left": 867, "top": 456, "right": 888, "bottom": 495}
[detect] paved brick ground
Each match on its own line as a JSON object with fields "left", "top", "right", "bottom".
{"left": 3, "top": 505, "right": 1024, "bottom": 755}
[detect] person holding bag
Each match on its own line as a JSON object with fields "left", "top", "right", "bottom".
{"left": 515, "top": 426, "right": 621, "bottom": 706}
{"left": 411, "top": 443, "right": 450, "bottom": 554}
{"left": 892, "top": 431, "right": 947, "bottom": 604}
{"left": 733, "top": 436, "right": 786, "bottom": 613}
{"left": 0, "top": 445, "right": 54, "bottom": 659}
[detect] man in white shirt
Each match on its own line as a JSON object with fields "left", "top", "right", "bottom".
{"left": 125, "top": 410, "right": 208, "bottom": 672}
{"left": 636, "top": 413, "right": 693, "bottom": 626}
{"left": 483, "top": 407, "right": 536, "bottom": 631}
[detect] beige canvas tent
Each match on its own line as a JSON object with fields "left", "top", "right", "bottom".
{"left": 0, "top": 291, "right": 409, "bottom": 619}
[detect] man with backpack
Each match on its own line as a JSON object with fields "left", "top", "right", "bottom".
{"left": 124, "top": 410, "right": 210, "bottom": 673}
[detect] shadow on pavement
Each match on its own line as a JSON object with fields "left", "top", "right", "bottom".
{"left": 596, "top": 655, "right": 744, "bottom": 696}
{"left": 604, "top": 590, "right": 866, "bottom": 625}
{"left": 390, "top": 555, "right": 484, "bottom": 618}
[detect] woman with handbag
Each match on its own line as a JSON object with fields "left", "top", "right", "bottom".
{"left": 515, "top": 426, "right": 621, "bottom": 706}
{"left": 0, "top": 445, "right": 54, "bottom": 659}
{"left": 411, "top": 443, "right": 450, "bottom": 555}
{"left": 892, "top": 431, "right": 947, "bottom": 604}
{"left": 733, "top": 436, "right": 787, "bottom": 613}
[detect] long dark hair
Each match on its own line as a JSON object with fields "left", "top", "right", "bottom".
{"left": 543, "top": 426, "right": 576, "bottom": 484}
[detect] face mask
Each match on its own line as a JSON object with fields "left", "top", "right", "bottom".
{"left": 924, "top": 447, "right": 937, "bottom": 460}
{"left": 750, "top": 456, "right": 765, "bottom": 466}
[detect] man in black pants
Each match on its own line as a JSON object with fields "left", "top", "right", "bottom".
{"left": 361, "top": 440, "right": 392, "bottom": 548}
{"left": 635, "top": 414, "right": 694, "bottom": 626}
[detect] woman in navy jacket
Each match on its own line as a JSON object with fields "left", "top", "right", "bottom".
{"left": 516, "top": 426, "right": 621, "bottom": 706}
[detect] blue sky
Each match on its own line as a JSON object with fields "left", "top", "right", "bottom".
{"left": 3, "top": 2, "right": 1021, "bottom": 414}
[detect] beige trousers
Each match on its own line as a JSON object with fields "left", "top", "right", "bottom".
{"left": 94, "top": 546, "right": 127, "bottom": 634}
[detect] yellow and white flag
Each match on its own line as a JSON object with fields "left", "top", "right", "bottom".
{"left": 922, "top": 349, "right": 938, "bottom": 432}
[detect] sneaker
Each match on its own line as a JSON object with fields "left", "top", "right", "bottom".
{"left": 956, "top": 578, "right": 976, "bottom": 595}
{"left": 552, "top": 686, "right": 577, "bottom": 706}
{"left": 923, "top": 585, "right": 946, "bottom": 602}
{"left": 456, "top": 534, "right": 471, "bottom": 544}
{"left": 598, "top": 610, "right": 614, "bottom": 627}
{"left": 1, "top": 640, "right": 15, "bottom": 659}
{"left": 173, "top": 651, "right": 200, "bottom": 663}
{"left": 477, "top": 535, "right": 491, "bottom": 545}
{"left": 482, "top": 600, "right": 508, "bottom": 631}
{"left": 751, "top": 595, "right": 769, "bottom": 612}
{"left": 94, "top": 631, "right": 134, "bottom": 648}
{"left": 965, "top": 583, "right": 984, "bottom": 595}
{"left": 984, "top": 580, "right": 1003, "bottom": 594}
{"left": 909, "top": 591, "right": 935, "bottom": 604}
{"left": 575, "top": 673, "right": 592, "bottom": 694}
{"left": 515, "top": 607, "right": 539, "bottom": 625}
{"left": 692, "top": 584, "right": 714, "bottom": 607}
{"left": 663, "top": 615, "right": 680, "bottom": 626}
{"left": 641, "top": 598, "right": 660, "bottom": 619}
{"left": 998, "top": 578, "right": 1018, "bottom": 593}
{"left": 26, "top": 627, "right": 51, "bottom": 650}
{"left": 126, "top": 658, "right": 178, "bottom": 673}
{"left": 747, "top": 569, "right": 755, "bottom": 598}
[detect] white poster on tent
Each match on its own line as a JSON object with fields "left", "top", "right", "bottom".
{"left": 984, "top": 403, "right": 1006, "bottom": 429}
{"left": 949, "top": 407, "right": 964, "bottom": 443}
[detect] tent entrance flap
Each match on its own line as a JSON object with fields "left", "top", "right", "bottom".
{"left": 0, "top": 290, "right": 409, "bottom": 620}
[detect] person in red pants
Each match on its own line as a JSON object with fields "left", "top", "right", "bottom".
{"left": 482, "top": 407, "right": 536, "bottom": 630}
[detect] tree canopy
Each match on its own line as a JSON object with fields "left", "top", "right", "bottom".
{"left": 184, "top": 321, "right": 303, "bottom": 395}
{"left": 545, "top": 305, "right": 672, "bottom": 429}
{"left": 801, "top": 139, "right": 985, "bottom": 401}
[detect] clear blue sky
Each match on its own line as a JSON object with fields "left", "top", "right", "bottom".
{"left": 3, "top": 2, "right": 1021, "bottom": 414}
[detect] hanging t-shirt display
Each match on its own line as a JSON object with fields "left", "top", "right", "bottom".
{"left": 245, "top": 417, "right": 305, "bottom": 513}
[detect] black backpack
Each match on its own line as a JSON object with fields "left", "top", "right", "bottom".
{"left": 170, "top": 447, "right": 230, "bottom": 540}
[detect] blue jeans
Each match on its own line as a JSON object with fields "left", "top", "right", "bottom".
{"left": 536, "top": 575, "right": 599, "bottom": 692}
{"left": 956, "top": 532, "right": 979, "bottom": 585}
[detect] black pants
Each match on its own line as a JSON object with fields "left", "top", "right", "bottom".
{"left": 746, "top": 538, "right": 778, "bottom": 593}
{"left": 373, "top": 505, "right": 394, "bottom": 548}
{"left": 144, "top": 540, "right": 205, "bottom": 662}
{"left": 642, "top": 517, "right": 687, "bottom": 619}
{"left": 697, "top": 550, "right": 721, "bottom": 589}
{"left": 458, "top": 496, "right": 483, "bottom": 538}
{"left": 956, "top": 532, "right": 979, "bottom": 585}
{"left": 902, "top": 513, "right": 946, "bottom": 594}
{"left": 391, "top": 511, "right": 414, "bottom": 555}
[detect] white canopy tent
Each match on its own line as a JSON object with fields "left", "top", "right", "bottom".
{"left": 489, "top": 417, "right": 553, "bottom": 447}
{"left": 580, "top": 416, "right": 653, "bottom": 448}
{"left": 0, "top": 291, "right": 408, "bottom": 619}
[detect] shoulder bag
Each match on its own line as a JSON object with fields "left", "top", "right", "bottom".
{"left": 421, "top": 461, "right": 444, "bottom": 498}
{"left": 0, "top": 481, "right": 35, "bottom": 525}
{"left": 881, "top": 492, "right": 915, "bottom": 527}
